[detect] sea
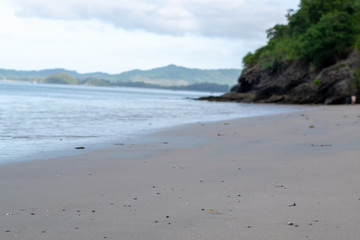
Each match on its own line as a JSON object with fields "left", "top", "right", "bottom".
{"left": 0, "top": 81, "right": 299, "bottom": 165}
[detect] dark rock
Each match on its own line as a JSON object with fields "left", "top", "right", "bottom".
{"left": 198, "top": 51, "right": 360, "bottom": 105}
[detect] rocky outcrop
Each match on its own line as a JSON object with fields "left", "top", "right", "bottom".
{"left": 199, "top": 51, "right": 360, "bottom": 104}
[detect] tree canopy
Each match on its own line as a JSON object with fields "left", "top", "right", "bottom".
{"left": 243, "top": 0, "right": 360, "bottom": 70}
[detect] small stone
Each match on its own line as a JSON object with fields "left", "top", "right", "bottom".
{"left": 309, "top": 125, "right": 315, "bottom": 129}
{"left": 5, "top": 230, "right": 10, "bottom": 233}
{"left": 288, "top": 222, "right": 294, "bottom": 226}
{"left": 75, "top": 147, "right": 86, "bottom": 149}
{"left": 92, "top": 210, "right": 96, "bottom": 213}
{"left": 247, "top": 226, "right": 251, "bottom": 228}
{"left": 289, "top": 202, "right": 297, "bottom": 207}
{"left": 30, "top": 212, "right": 35, "bottom": 215}
{"left": 166, "top": 216, "right": 170, "bottom": 218}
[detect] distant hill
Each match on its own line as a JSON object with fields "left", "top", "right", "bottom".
{"left": 110, "top": 64, "right": 240, "bottom": 87}
{"left": 0, "top": 65, "right": 240, "bottom": 92}
{"left": 0, "top": 68, "right": 110, "bottom": 82}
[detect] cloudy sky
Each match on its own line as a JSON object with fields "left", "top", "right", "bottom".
{"left": 0, "top": 0, "right": 299, "bottom": 73}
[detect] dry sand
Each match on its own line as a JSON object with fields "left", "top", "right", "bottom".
{"left": 0, "top": 105, "right": 360, "bottom": 240}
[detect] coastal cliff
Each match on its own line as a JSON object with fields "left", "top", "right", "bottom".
{"left": 201, "top": 51, "right": 360, "bottom": 104}
{"left": 200, "top": 0, "right": 360, "bottom": 104}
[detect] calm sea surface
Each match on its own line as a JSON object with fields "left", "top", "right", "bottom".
{"left": 0, "top": 81, "right": 299, "bottom": 164}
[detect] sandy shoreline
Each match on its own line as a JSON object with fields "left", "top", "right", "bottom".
{"left": 1, "top": 105, "right": 360, "bottom": 239}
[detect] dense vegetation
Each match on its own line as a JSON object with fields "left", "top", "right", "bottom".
{"left": 243, "top": 0, "right": 360, "bottom": 70}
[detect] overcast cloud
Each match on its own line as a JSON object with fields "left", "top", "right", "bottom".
{"left": 12, "top": 0, "right": 297, "bottom": 39}
{"left": 0, "top": 0, "right": 299, "bottom": 73}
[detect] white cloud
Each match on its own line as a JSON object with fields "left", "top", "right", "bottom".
{"left": 0, "top": 0, "right": 299, "bottom": 73}
{"left": 11, "top": 0, "right": 299, "bottom": 39}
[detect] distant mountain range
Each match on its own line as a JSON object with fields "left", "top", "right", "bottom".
{"left": 0, "top": 65, "right": 241, "bottom": 92}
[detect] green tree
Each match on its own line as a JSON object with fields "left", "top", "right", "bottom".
{"left": 242, "top": 0, "right": 360, "bottom": 70}
{"left": 300, "top": 11, "right": 355, "bottom": 68}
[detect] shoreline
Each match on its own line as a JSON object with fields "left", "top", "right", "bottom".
{"left": 1, "top": 102, "right": 303, "bottom": 166}
{"left": 1, "top": 105, "right": 360, "bottom": 239}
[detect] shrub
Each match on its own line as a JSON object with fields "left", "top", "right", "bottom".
{"left": 313, "top": 78, "right": 322, "bottom": 86}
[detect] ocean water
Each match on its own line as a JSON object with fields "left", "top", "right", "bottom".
{"left": 0, "top": 81, "right": 298, "bottom": 164}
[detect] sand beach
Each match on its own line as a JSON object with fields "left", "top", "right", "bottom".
{"left": 0, "top": 105, "right": 360, "bottom": 240}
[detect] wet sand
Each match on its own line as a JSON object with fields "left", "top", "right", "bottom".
{"left": 1, "top": 105, "right": 360, "bottom": 240}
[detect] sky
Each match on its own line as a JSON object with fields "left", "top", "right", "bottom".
{"left": 0, "top": 0, "right": 299, "bottom": 74}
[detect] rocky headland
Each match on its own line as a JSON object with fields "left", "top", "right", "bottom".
{"left": 200, "top": 51, "right": 360, "bottom": 104}
{"left": 200, "top": 0, "right": 360, "bottom": 105}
